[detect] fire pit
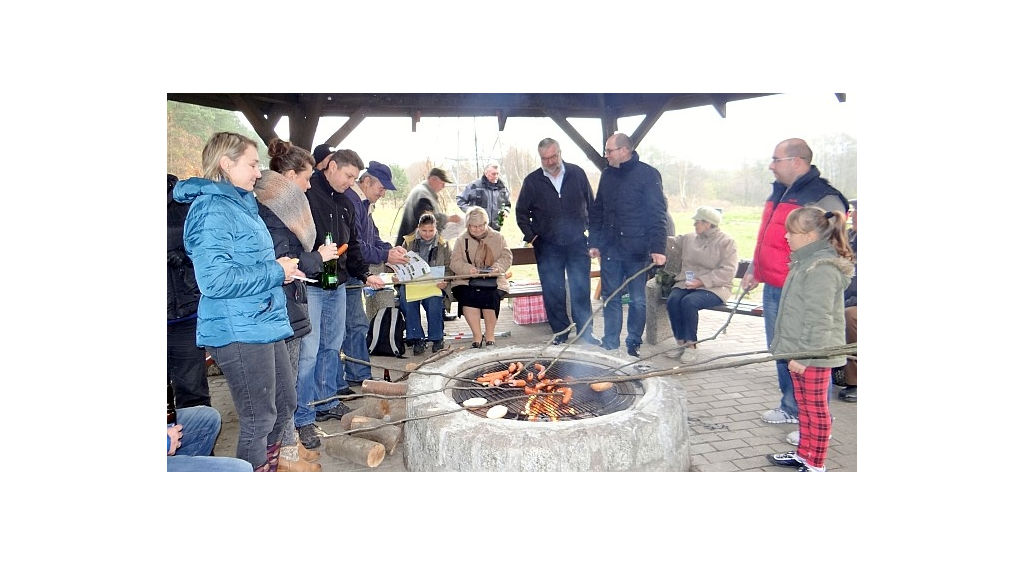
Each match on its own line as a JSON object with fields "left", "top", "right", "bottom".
{"left": 404, "top": 344, "right": 691, "bottom": 471}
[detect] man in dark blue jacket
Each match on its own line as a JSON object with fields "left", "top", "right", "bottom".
{"left": 457, "top": 163, "right": 511, "bottom": 231}
{"left": 340, "top": 161, "right": 409, "bottom": 383}
{"left": 516, "top": 138, "right": 601, "bottom": 346}
{"left": 589, "top": 133, "right": 669, "bottom": 357}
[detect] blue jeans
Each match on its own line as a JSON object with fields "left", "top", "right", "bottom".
{"left": 763, "top": 283, "right": 797, "bottom": 417}
{"left": 535, "top": 240, "right": 596, "bottom": 339}
{"left": 167, "top": 406, "right": 252, "bottom": 472}
{"left": 207, "top": 341, "right": 295, "bottom": 468}
{"left": 296, "top": 286, "right": 346, "bottom": 427}
{"left": 666, "top": 288, "right": 723, "bottom": 343}
{"left": 340, "top": 285, "right": 371, "bottom": 384}
{"left": 599, "top": 257, "right": 648, "bottom": 349}
{"left": 399, "top": 287, "right": 444, "bottom": 342}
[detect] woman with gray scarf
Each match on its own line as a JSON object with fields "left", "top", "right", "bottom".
{"left": 253, "top": 139, "right": 335, "bottom": 471}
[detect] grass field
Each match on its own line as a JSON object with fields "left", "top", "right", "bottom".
{"left": 370, "top": 200, "right": 766, "bottom": 302}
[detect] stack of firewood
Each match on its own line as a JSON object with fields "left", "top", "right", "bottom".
{"left": 322, "top": 380, "right": 407, "bottom": 468}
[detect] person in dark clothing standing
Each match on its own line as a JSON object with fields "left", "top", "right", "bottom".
{"left": 588, "top": 133, "right": 669, "bottom": 357}
{"left": 457, "top": 163, "right": 511, "bottom": 231}
{"left": 516, "top": 138, "right": 601, "bottom": 346}
{"left": 167, "top": 173, "right": 211, "bottom": 409}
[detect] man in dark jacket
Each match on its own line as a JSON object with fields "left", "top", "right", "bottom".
{"left": 167, "top": 173, "right": 211, "bottom": 408}
{"left": 589, "top": 133, "right": 668, "bottom": 357}
{"left": 741, "top": 138, "right": 850, "bottom": 425}
{"left": 457, "top": 163, "right": 511, "bottom": 231}
{"left": 516, "top": 138, "right": 601, "bottom": 346}
{"left": 295, "top": 150, "right": 385, "bottom": 449}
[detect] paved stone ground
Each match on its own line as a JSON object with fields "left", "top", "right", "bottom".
{"left": 211, "top": 298, "right": 856, "bottom": 472}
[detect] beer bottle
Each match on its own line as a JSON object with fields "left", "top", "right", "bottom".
{"left": 167, "top": 383, "right": 177, "bottom": 425}
{"left": 383, "top": 369, "right": 392, "bottom": 382}
{"left": 321, "top": 221, "right": 339, "bottom": 290}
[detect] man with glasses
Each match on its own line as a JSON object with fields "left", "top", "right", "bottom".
{"left": 589, "top": 132, "right": 669, "bottom": 357}
{"left": 741, "top": 138, "right": 850, "bottom": 426}
{"left": 516, "top": 138, "right": 602, "bottom": 346}
{"left": 340, "top": 162, "right": 408, "bottom": 386}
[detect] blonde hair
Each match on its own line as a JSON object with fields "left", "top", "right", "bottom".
{"left": 201, "top": 132, "right": 258, "bottom": 183}
{"left": 786, "top": 205, "right": 853, "bottom": 260}
{"left": 465, "top": 206, "right": 489, "bottom": 227}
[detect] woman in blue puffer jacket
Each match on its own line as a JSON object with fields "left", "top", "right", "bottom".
{"left": 172, "top": 132, "right": 303, "bottom": 471}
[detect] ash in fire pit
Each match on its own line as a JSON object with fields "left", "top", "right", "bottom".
{"left": 404, "top": 345, "right": 691, "bottom": 471}
{"left": 452, "top": 359, "right": 642, "bottom": 422}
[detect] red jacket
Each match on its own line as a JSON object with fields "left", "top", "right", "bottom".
{"left": 752, "top": 166, "right": 849, "bottom": 288}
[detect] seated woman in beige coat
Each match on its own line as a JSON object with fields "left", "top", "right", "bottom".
{"left": 449, "top": 206, "right": 513, "bottom": 347}
{"left": 665, "top": 206, "right": 739, "bottom": 360}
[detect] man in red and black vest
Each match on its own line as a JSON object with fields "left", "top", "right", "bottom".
{"left": 741, "top": 138, "right": 850, "bottom": 426}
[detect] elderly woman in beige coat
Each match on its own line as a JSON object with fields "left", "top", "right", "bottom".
{"left": 449, "top": 206, "right": 513, "bottom": 347}
{"left": 665, "top": 206, "right": 739, "bottom": 360}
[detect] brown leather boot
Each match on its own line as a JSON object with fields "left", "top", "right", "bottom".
{"left": 278, "top": 456, "right": 321, "bottom": 472}
{"left": 297, "top": 441, "right": 320, "bottom": 462}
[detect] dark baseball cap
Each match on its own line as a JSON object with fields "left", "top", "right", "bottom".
{"left": 366, "top": 161, "right": 396, "bottom": 190}
{"left": 312, "top": 144, "right": 334, "bottom": 165}
{"left": 429, "top": 167, "right": 453, "bottom": 184}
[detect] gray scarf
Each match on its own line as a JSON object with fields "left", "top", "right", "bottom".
{"left": 253, "top": 170, "right": 316, "bottom": 252}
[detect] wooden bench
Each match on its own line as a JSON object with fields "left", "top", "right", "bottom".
{"left": 644, "top": 254, "right": 763, "bottom": 344}
{"left": 505, "top": 246, "right": 601, "bottom": 299}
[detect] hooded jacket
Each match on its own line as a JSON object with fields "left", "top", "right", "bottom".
{"left": 770, "top": 239, "right": 854, "bottom": 368}
{"left": 456, "top": 175, "right": 511, "bottom": 231}
{"left": 752, "top": 166, "right": 849, "bottom": 288}
{"left": 589, "top": 151, "right": 668, "bottom": 260}
{"left": 172, "top": 177, "right": 292, "bottom": 347}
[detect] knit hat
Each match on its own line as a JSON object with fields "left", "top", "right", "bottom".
{"left": 692, "top": 206, "right": 723, "bottom": 225}
{"left": 312, "top": 144, "right": 334, "bottom": 165}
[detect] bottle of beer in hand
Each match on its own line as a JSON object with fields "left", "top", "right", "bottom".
{"left": 167, "top": 383, "right": 177, "bottom": 425}
{"left": 321, "top": 225, "right": 339, "bottom": 290}
{"left": 383, "top": 368, "right": 392, "bottom": 382}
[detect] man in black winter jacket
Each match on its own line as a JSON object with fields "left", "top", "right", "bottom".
{"left": 588, "top": 133, "right": 669, "bottom": 357}
{"left": 167, "top": 173, "right": 211, "bottom": 408}
{"left": 516, "top": 138, "right": 601, "bottom": 345}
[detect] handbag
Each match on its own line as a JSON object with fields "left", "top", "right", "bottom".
{"left": 285, "top": 281, "right": 311, "bottom": 341}
{"left": 465, "top": 240, "right": 498, "bottom": 289}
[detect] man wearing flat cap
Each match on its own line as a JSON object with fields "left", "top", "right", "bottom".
{"left": 340, "top": 161, "right": 409, "bottom": 388}
{"left": 395, "top": 167, "right": 462, "bottom": 246}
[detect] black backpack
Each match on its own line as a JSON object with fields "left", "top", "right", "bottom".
{"left": 367, "top": 306, "right": 406, "bottom": 357}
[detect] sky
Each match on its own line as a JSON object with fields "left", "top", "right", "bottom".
{"left": 274, "top": 93, "right": 857, "bottom": 175}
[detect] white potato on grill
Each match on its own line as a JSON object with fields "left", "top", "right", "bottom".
{"left": 462, "top": 397, "right": 487, "bottom": 408}
{"left": 486, "top": 405, "right": 508, "bottom": 419}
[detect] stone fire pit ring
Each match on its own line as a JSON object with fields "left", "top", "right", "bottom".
{"left": 404, "top": 344, "right": 691, "bottom": 471}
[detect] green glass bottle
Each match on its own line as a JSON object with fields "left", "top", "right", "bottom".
{"left": 321, "top": 225, "right": 339, "bottom": 290}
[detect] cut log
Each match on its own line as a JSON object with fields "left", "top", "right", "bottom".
{"left": 360, "top": 379, "right": 408, "bottom": 396}
{"left": 349, "top": 416, "right": 402, "bottom": 454}
{"left": 322, "top": 435, "right": 386, "bottom": 468}
{"left": 339, "top": 399, "right": 391, "bottom": 430}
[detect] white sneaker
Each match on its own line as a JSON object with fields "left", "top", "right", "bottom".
{"left": 786, "top": 430, "right": 833, "bottom": 446}
{"left": 761, "top": 408, "right": 798, "bottom": 424}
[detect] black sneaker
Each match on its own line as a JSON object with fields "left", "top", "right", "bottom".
{"left": 297, "top": 424, "right": 320, "bottom": 449}
{"left": 335, "top": 388, "right": 356, "bottom": 397}
{"left": 767, "top": 451, "right": 805, "bottom": 468}
{"left": 431, "top": 340, "right": 444, "bottom": 353}
{"left": 627, "top": 344, "right": 640, "bottom": 357}
{"left": 315, "top": 403, "right": 352, "bottom": 422}
{"left": 839, "top": 385, "right": 857, "bottom": 402}
{"left": 413, "top": 341, "right": 426, "bottom": 355}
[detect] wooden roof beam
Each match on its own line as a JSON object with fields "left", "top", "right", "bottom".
{"left": 229, "top": 94, "right": 279, "bottom": 146}
{"left": 323, "top": 107, "right": 369, "bottom": 148}
{"left": 545, "top": 108, "right": 605, "bottom": 170}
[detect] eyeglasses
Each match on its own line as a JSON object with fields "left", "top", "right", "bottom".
{"left": 770, "top": 156, "right": 799, "bottom": 163}
{"left": 604, "top": 147, "right": 625, "bottom": 155}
